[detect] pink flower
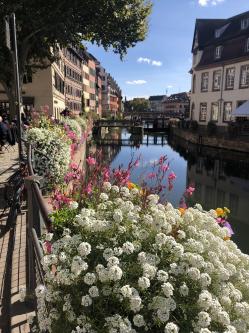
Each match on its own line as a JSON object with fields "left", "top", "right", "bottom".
{"left": 147, "top": 172, "right": 156, "bottom": 179}
{"left": 86, "top": 157, "right": 96, "bottom": 166}
{"left": 160, "top": 164, "right": 169, "bottom": 172}
{"left": 86, "top": 183, "right": 92, "bottom": 194}
{"left": 70, "top": 163, "right": 78, "bottom": 170}
{"left": 168, "top": 172, "right": 176, "bottom": 180}
{"left": 44, "top": 241, "right": 52, "bottom": 254}
{"left": 185, "top": 186, "right": 195, "bottom": 196}
{"left": 134, "top": 160, "right": 140, "bottom": 167}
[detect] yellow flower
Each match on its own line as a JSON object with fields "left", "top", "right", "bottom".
{"left": 224, "top": 207, "right": 230, "bottom": 214}
{"left": 216, "top": 208, "right": 224, "bottom": 217}
{"left": 178, "top": 207, "right": 186, "bottom": 216}
{"left": 127, "top": 182, "right": 136, "bottom": 190}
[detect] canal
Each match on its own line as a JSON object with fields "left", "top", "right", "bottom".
{"left": 90, "top": 128, "right": 249, "bottom": 254}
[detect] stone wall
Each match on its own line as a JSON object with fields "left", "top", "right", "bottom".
{"left": 172, "top": 127, "right": 249, "bottom": 153}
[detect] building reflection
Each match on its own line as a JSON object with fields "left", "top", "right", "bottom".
{"left": 170, "top": 137, "right": 249, "bottom": 254}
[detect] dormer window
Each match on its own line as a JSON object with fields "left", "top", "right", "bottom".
{"left": 215, "top": 29, "right": 221, "bottom": 38}
{"left": 241, "top": 18, "right": 249, "bottom": 30}
{"left": 215, "top": 46, "right": 222, "bottom": 59}
{"left": 214, "top": 24, "right": 229, "bottom": 38}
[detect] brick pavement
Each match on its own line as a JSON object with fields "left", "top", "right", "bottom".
{"left": 0, "top": 147, "right": 34, "bottom": 333}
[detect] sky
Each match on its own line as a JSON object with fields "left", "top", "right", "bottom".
{"left": 86, "top": 0, "right": 249, "bottom": 100}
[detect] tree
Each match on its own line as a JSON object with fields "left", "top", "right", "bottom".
{"left": 0, "top": 0, "right": 152, "bottom": 117}
{"left": 125, "top": 98, "right": 149, "bottom": 113}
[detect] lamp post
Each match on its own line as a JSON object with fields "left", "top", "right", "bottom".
{"left": 5, "top": 13, "right": 23, "bottom": 162}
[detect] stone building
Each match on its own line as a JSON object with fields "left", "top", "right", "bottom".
{"left": 190, "top": 11, "right": 249, "bottom": 129}
{"left": 148, "top": 95, "right": 166, "bottom": 112}
{"left": 163, "top": 92, "right": 190, "bottom": 118}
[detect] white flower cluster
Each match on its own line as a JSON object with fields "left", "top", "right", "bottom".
{"left": 27, "top": 127, "right": 71, "bottom": 186}
{"left": 62, "top": 117, "right": 82, "bottom": 140}
{"left": 75, "top": 116, "right": 87, "bottom": 131}
{"left": 35, "top": 183, "right": 249, "bottom": 333}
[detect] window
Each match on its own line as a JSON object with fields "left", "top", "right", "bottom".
{"left": 201, "top": 72, "right": 209, "bottom": 92}
{"left": 54, "top": 73, "right": 64, "bottom": 94}
{"left": 215, "top": 29, "right": 221, "bottom": 38}
{"left": 23, "top": 72, "right": 32, "bottom": 84}
{"left": 223, "top": 102, "right": 232, "bottom": 122}
{"left": 199, "top": 103, "right": 207, "bottom": 122}
{"left": 191, "top": 103, "right": 195, "bottom": 120}
{"left": 225, "top": 67, "right": 235, "bottom": 89}
{"left": 240, "top": 65, "right": 249, "bottom": 88}
{"left": 213, "top": 70, "right": 222, "bottom": 91}
{"left": 192, "top": 74, "right": 196, "bottom": 93}
{"left": 246, "top": 38, "right": 249, "bottom": 52}
{"left": 90, "top": 81, "right": 95, "bottom": 89}
{"left": 215, "top": 46, "right": 222, "bottom": 59}
{"left": 241, "top": 18, "right": 249, "bottom": 30}
{"left": 211, "top": 102, "right": 219, "bottom": 122}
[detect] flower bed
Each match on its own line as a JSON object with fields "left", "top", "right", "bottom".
{"left": 32, "top": 183, "right": 249, "bottom": 332}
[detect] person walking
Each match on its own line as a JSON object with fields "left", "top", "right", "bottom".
{"left": 0, "top": 116, "right": 8, "bottom": 153}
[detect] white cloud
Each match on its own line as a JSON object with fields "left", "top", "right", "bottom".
{"left": 126, "top": 80, "right": 147, "bottom": 85}
{"left": 152, "top": 60, "right": 162, "bottom": 67}
{"left": 198, "top": 0, "right": 224, "bottom": 6}
{"left": 167, "top": 85, "right": 173, "bottom": 89}
{"left": 137, "top": 57, "right": 163, "bottom": 66}
{"left": 137, "top": 57, "right": 151, "bottom": 64}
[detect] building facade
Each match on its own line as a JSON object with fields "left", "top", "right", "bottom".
{"left": 0, "top": 47, "right": 122, "bottom": 120}
{"left": 163, "top": 92, "right": 190, "bottom": 118}
{"left": 190, "top": 11, "right": 249, "bottom": 128}
{"left": 64, "top": 47, "right": 83, "bottom": 115}
{"left": 149, "top": 95, "right": 166, "bottom": 112}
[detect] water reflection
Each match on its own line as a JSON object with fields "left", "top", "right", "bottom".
{"left": 91, "top": 128, "right": 249, "bottom": 253}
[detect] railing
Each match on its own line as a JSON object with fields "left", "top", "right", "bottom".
{"left": 25, "top": 144, "right": 51, "bottom": 295}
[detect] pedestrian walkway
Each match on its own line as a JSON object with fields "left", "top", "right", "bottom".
{"left": 0, "top": 147, "right": 34, "bottom": 333}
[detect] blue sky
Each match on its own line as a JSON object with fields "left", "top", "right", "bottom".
{"left": 86, "top": 0, "right": 249, "bottom": 100}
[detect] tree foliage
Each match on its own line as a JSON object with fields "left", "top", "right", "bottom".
{"left": 0, "top": 0, "right": 152, "bottom": 115}
{"left": 125, "top": 98, "right": 149, "bottom": 113}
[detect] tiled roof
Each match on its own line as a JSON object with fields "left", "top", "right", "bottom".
{"left": 165, "top": 92, "right": 190, "bottom": 103}
{"left": 149, "top": 95, "right": 165, "bottom": 101}
{"left": 193, "top": 11, "right": 249, "bottom": 68}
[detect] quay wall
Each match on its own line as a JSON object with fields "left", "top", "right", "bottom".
{"left": 171, "top": 127, "right": 249, "bottom": 153}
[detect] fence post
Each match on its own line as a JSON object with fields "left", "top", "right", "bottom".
{"left": 25, "top": 175, "right": 43, "bottom": 297}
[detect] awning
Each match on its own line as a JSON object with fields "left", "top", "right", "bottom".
{"left": 232, "top": 100, "right": 249, "bottom": 117}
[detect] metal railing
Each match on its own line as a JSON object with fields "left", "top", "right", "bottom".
{"left": 25, "top": 144, "right": 52, "bottom": 294}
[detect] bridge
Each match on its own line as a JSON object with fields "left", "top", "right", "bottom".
{"left": 93, "top": 119, "right": 143, "bottom": 135}
{"left": 94, "top": 119, "right": 142, "bottom": 128}
{"left": 94, "top": 117, "right": 170, "bottom": 133}
{"left": 95, "top": 138, "right": 142, "bottom": 147}
{"left": 94, "top": 134, "right": 168, "bottom": 147}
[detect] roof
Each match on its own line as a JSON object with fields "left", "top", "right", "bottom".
{"left": 149, "top": 95, "right": 165, "bottom": 101}
{"left": 192, "top": 19, "right": 226, "bottom": 51}
{"left": 192, "top": 11, "right": 249, "bottom": 68}
{"left": 232, "top": 100, "right": 249, "bottom": 117}
{"left": 165, "top": 92, "right": 190, "bottom": 103}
